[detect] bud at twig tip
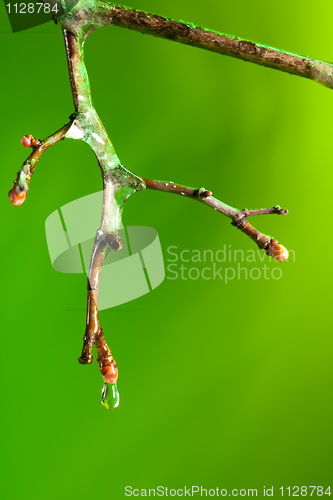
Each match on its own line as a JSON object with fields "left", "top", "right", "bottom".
{"left": 100, "top": 360, "right": 118, "bottom": 384}
{"left": 265, "top": 241, "right": 289, "bottom": 262}
{"left": 8, "top": 187, "right": 27, "bottom": 206}
{"left": 20, "top": 134, "right": 33, "bottom": 148}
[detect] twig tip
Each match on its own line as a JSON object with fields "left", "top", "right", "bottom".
{"left": 265, "top": 239, "right": 289, "bottom": 262}
{"left": 8, "top": 187, "right": 27, "bottom": 206}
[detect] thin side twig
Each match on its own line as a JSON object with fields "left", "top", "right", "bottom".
{"left": 245, "top": 207, "right": 288, "bottom": 216}
{"left": 142, "top": 177, "right": 289, "bottom": 255}
{"left": 11, "top": 121, "right": 73, "bottom": 194}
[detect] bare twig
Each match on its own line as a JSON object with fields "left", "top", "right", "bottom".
{"left": 109, "top": 5, "right": 333, "bottom": 89}
{"left": 78, "top": 230, "right": 119, "bottom": 409}
{"left": 245, "top": 207, "right": 288, "bottom": 217}
{"left": 143, "top": 178, "right": 289, "bottom": 258}
{"left": 78, "top": 230, "right": 121, "bottom": 366}
{"left": 8, "top": 122, "right": 72, "bottom": 205}
{"left": 55, "top": 1, "right": 333, "bottom": 90}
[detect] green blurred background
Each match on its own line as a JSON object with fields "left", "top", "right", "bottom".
{"left": 1, "top": 1, "right": 332, "bottom": 498}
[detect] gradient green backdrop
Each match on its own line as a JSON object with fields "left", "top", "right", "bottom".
{"left": 1, "top": 1, "right": 332, "bottom": 498}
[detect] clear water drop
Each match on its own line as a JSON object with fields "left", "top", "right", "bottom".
{"left": 101, "top": 382, "right": 119, "bottom": 409}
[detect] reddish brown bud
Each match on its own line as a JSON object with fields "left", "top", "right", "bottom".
{"left": 21, "top": 134, "right": 34, "bottom": 148}
{"left": 266, "top": 242, "right": 289, "bottom": 262}
{"left": 8, "top": 188, "right": 27, "bottom": 206}
{"left": 101, "top": 360, "right": 118, "bottom": 384}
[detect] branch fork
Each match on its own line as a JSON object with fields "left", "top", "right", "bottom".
{"left": 8, "top": 1, "right": 299, "bottom": 407}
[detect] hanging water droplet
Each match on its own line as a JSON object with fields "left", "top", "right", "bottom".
{"left": 101, "top": 382, "right": 119, "bottom": 409}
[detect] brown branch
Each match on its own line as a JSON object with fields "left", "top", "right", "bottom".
{"left": 245, "top": 207, "right": 288, "bottom": 216}
{"left": 78, "top": 236, "right": 108, "bottom": 365}
{"left": 8, "top": 121, "right": 73, "bottom": 206}
{"left": 11, "top": 2, "right": 291, "bottom": 409}
{"left": 78, "top": 230, "right": 120, "bottom": 407}
{"left": 143, "top": 177, "right": 289, "bottom": 261}
{"left": 52, "top": 2, "right": 333, "bottom": 88}
{"left": 78, "top": 230, "right": 121, "bottom": 366}
{"left": 61, "top": 25, "right": 143, "bottom": 401}
{"left": 98, "top": 4, "right": 333, "bottom": 89}
{"left": 63, "top": 29, "right": 80, "bottom": 112}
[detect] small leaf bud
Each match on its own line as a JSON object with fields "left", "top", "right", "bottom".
{"left": 8, "top": 188, "right": 27, "bottom": 206}
{"left": 266, "top": 242, "right": 289, "bottom": 262}
{"left": 20, "top": 134, "right": 34, "bottom": 148}
{"left": 100, "top": 360, "right": 118, "bottom": 384}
